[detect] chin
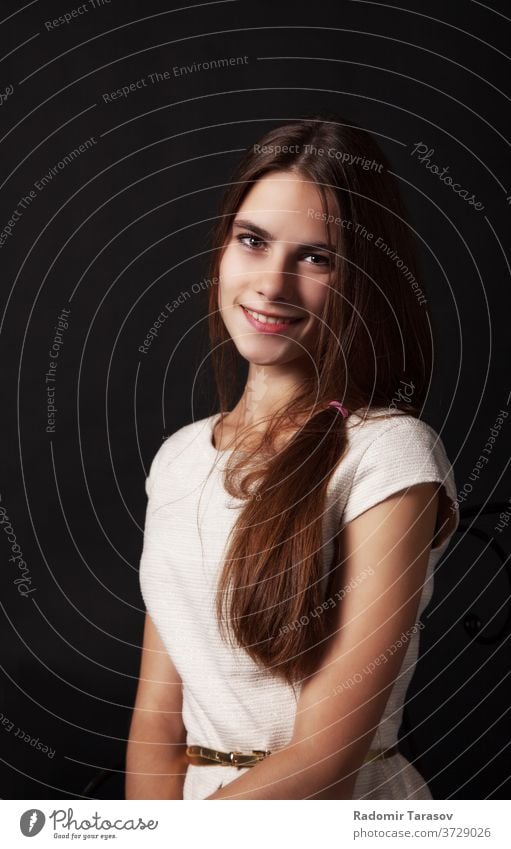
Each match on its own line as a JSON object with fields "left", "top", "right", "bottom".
{"left": 233, "top": 336, "right": 294, "bottom": 366}
{"left": 236, "top": 348, "right": 282, "bottom": 366}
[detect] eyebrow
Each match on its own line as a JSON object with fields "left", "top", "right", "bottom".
{"left": 232, "top": 218, "right": 335, "bottom": 252}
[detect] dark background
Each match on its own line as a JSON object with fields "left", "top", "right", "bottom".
{"left": 0, "top": 0, "right": 509, "bottom": 799}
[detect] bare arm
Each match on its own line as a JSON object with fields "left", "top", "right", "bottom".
{"left": 125, "top": 612, "right": 188, "bottom": 799}
{"left": 206, "top": 482, "right": 440, "bottom": 799}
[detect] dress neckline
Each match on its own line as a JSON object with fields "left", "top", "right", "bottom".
{"left": 208, "top": 413, "right": 235, "bottom": 454}
{"left": 207, "top": 412, "right": 275, "bottom": 457}
{"left": 207, "top": 406, "right": 368, "bottom": 455}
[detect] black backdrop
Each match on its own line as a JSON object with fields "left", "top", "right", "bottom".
{"left": 0, "top": 0, "right": 510, "bottom": 800}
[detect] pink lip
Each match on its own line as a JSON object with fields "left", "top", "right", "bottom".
{"left": 240, "top": 305, "right": 303, "bottom": 334}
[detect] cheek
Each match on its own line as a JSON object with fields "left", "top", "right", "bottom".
{"left": 297, "top": 275, "right": 330, "bottom": 319}
{"left": 219, "top": 245, "right": 244, "bottom": 282}
{"left": 218, "top": 251, "right": 244, "bottom": 313}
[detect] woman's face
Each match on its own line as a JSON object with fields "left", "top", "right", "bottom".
{"left": 218, "top": 170, "right": 336, "bottom": 370}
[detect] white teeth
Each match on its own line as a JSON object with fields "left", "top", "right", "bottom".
{"left": 243, "top": 307, "right": 296, "bottom": 325}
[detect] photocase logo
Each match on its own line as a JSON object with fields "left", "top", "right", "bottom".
{"left": 20, "top": 809, "right": 46, "bottom": 836}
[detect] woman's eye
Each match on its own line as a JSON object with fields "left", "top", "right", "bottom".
{"left": 237, "top": 234, "right": 265, "bottom": 249}
{"left": 305, "top": 253, "right": 331, "bottom": 267}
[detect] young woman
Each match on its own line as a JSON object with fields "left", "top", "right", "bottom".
{"left": 126, "top": 115, "right": 460, "bottom": 801}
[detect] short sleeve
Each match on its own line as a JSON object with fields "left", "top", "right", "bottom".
{"left": 342, "top": 417, "right": 460, "bottom": 548}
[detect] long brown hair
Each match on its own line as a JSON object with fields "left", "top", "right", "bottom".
{"left": 206, "top": 114, "right": 432, "bottom": 686}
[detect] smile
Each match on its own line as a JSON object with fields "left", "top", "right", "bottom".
{"left": 241, "top": 305, "right": 304, "bottom": 333}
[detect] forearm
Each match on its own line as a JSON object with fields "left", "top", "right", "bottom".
{"left": 125, "top": 713, "right": 187, "bottom": 799}
{"left": 205, "top": 740, "right": 358, "bottom": 800}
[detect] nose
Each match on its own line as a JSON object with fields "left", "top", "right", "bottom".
{"left": 252, "top": 246, "right": 297, "bottom": 303}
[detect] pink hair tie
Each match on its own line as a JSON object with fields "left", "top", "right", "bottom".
{"left": 328, "top": 400, "right": 349, "bottom": 418}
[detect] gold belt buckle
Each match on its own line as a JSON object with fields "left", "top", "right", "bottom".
{"left": 228, "top": 748, "right": 270, "bottom": 767}
{"left": 186, "top": 745, "right": 271, "bottom": 768}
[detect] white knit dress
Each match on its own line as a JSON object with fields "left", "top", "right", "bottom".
{"left": 139, "top": 408, "right": 460, "bottom": 800}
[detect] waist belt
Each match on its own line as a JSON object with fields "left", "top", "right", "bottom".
{"left": 185, "top": 743, "right": 399, "bottom": 769}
